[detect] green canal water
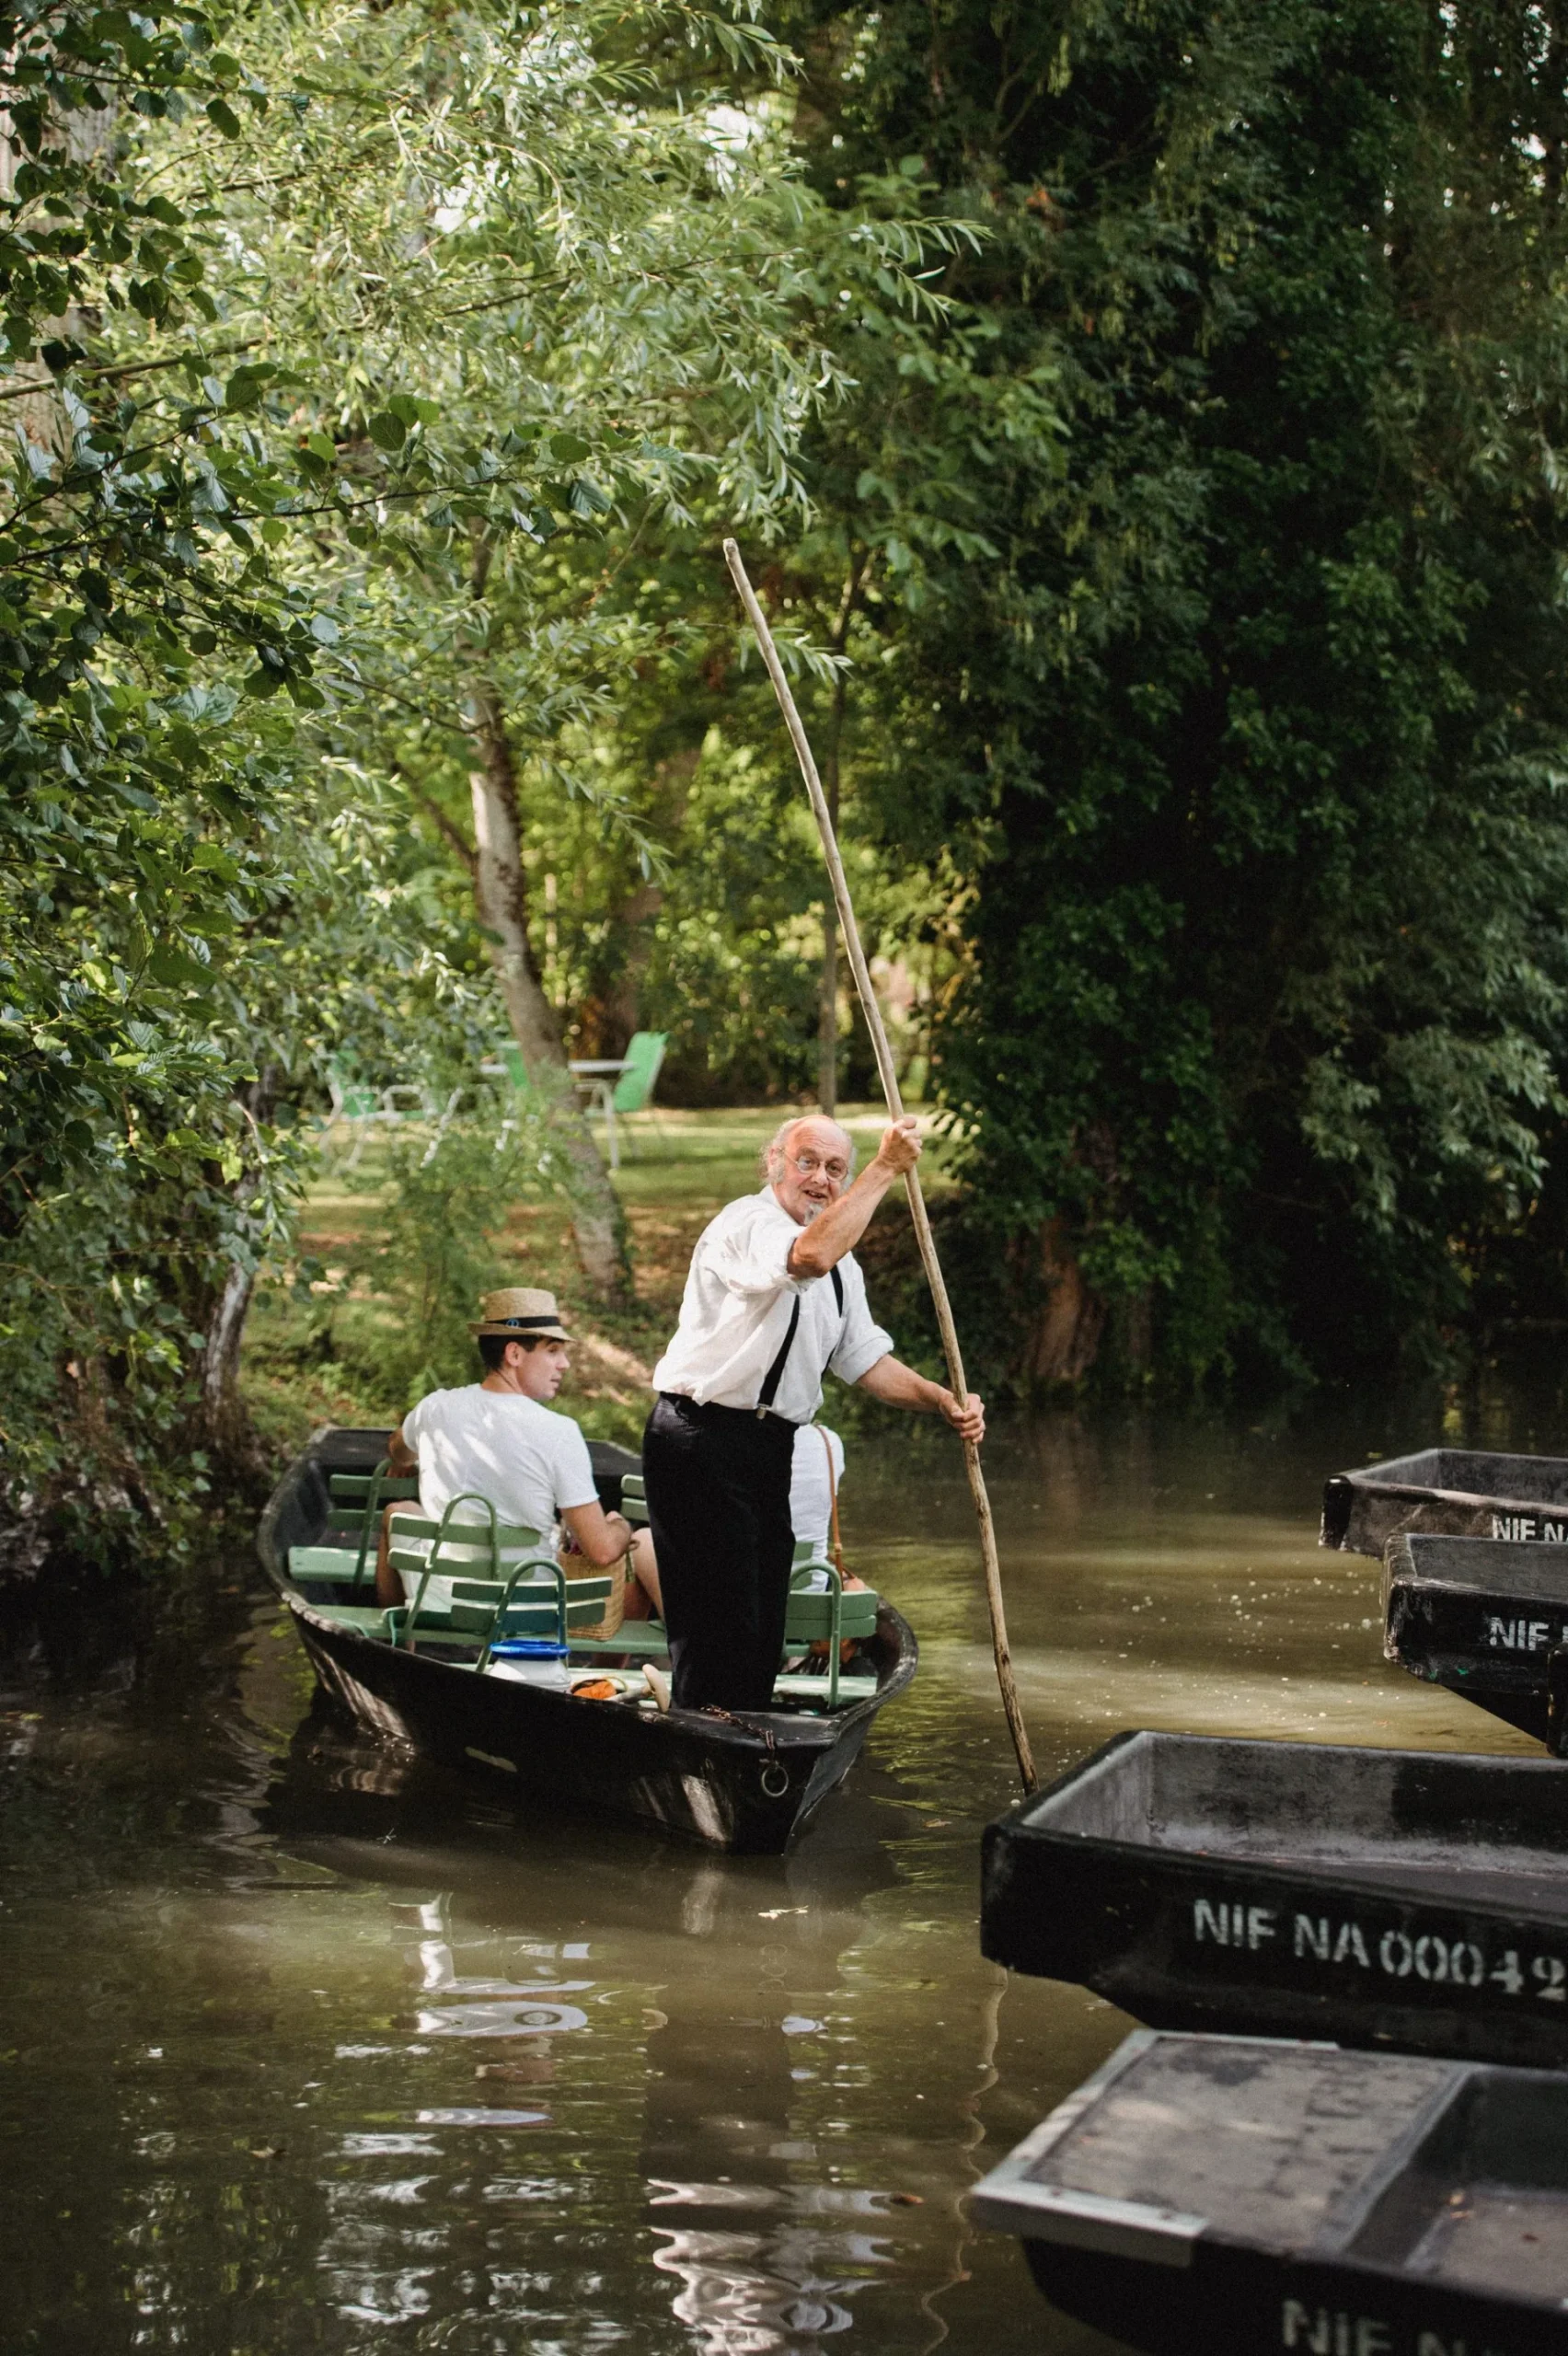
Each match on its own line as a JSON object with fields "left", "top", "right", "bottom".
{"left": 0, "top": 1405, "right": 1548, "bottom": 2355}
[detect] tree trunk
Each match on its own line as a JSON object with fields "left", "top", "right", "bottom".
{"left": 468, "top": 683, "right": 632, "bottom": 1302}
{"left": 603, "top": 878, "right": 663, "bottom": 1053}
{"left": 193, "top": 1072, "right": 284, "bottom": 1484}
{"left": 1027, "top": 1218, "right": 1106, "bottom": 1386}
{"left": 201, "top": 1258, "right": 259, "bottom": 1466}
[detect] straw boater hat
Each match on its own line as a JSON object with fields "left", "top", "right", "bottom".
{"left": 470, "top": 1286, "right": 571, "bottom": 1342}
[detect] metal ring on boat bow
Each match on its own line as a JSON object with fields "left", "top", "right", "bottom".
{"left": 759, "top": 1761, "right": 790, "bottom": 1799}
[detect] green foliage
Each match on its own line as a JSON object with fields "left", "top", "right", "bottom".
{"left": 2, "top": 0, "right": 862, "bottom": 1541}
{"left": 332, "top": 1103, "right": 571, "bottom": 1410}
{"left": 5, "top": 0, "right": 940, "bottom": 1548}
{"left": 18, "top": 0, "right": 1568, "bottom": 1542}
{"left": 784, "top": 0, "right": 1568, "bottom": 1389}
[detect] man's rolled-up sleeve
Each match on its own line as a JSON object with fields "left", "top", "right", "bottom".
{"left": 829, "top": 1266, "right": 894, "bottom": 1386}
{"left": 713, "top": 1202, "right": 812, "bottom": 1299}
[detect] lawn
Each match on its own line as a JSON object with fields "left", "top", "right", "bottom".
{"left": 242, "top": 1104, "right": 951, "bottom": 1459}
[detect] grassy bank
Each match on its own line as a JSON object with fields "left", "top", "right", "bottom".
{"left": 242, "top": 1106, "right": 951, "bottom": 1459}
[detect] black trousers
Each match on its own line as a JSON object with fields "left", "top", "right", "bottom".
{"left": 642, "top": 1392, "right": 796, "bottom": 1711}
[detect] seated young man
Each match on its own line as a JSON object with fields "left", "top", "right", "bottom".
{"left": 374, "top": 1288, "right": 646, "bottom": 1611}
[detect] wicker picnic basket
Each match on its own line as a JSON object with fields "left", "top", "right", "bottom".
{"left": 563, "top": 1552, "right": 627, "bottom": 1642}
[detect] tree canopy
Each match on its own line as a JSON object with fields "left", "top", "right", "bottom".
{"left": 9, "top": 0, "right": 1568, "bottom": 1562}
{"left": 773, "top": 0, "right": 1568, "bottom": 1390}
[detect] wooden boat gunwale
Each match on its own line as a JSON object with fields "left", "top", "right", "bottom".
{"left": 1322, "top": 1443, "right": 1568, "bottom": 1556}
{"left": 258, "top": 1424, "right": 917, "bottom": 1854}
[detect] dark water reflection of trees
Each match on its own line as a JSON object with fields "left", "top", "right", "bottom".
{"left": 3, "top": 1399, "right": 1562, "bottom": 2353}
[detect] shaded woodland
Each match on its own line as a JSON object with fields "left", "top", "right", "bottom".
{"left": 7, "top": 0, "right": 1568, "bottom": 1556}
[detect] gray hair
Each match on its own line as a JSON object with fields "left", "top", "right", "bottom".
{"left": 761, "top": 1114, "right": 857, "bottom": 1182}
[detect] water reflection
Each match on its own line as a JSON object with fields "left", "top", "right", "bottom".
{"left": 1, "top": 1405, "right": 1554, "bottom": 2354}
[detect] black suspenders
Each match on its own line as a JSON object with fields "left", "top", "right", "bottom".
{"left": 755, "top": 1265, "right": 844, "bottom": 1418}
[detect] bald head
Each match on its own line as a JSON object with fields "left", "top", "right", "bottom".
{"left": 764, "top": 1114, "right": 853, "bottom": 1179}
{"left": 764, "top": 1114, "right": 856, "bottom": 1224}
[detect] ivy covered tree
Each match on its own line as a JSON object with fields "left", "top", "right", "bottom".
{"left": 1, "top": 0, "right": 881, "bottom": 1553}
{"left": 782, "top": 0, "right": 1568, "bottom": 1390}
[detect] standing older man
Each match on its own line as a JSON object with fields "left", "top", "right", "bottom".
{"left": 644, "top": 1113, "right": 985, "bottom": 1712}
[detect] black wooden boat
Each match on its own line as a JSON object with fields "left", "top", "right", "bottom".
{"left": 1322, "top": 1444, "right": 1568, "bottom": 1556}
{"left": 973, "top": 2027, "right": 1568, "bottom": 2356}
{"left": 1383, "top": 1530, "right": 1568, "bottom": 1747}
{"left": 257, "top": 1425, "right": 917, "bottom": 1854}
{"left": 981, "top": 1730, "right": 1568, "bottom": 2064}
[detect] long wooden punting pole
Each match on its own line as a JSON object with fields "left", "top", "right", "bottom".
{"left": 723, "top": 538, "right": 1038, "bottom": 1795}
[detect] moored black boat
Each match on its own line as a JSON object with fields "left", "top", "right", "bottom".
{"left": 1382, "top": 1530, "right": 1568, "bottom": 1747}
{"left": 973, "top": 2027, "right": 1568, "bottom": 2356}
{"left": 981, "top": 1729, "right": 1568, "bottom": 2064}
{"left": 258, "top": 1425, "right": 917, "bottom": 1854}
{"left": 1322, "top": 1444, "right": 1568, "bottom": 1556}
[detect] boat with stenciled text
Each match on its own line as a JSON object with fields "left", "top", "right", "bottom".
{"left": 1381, "top": 1530, "right": 1568, "bottom": 1748}
{"left": 973, "top": 2027, "right": 1568, "bottom": 2356}
{"left": 258, "top": 1424, "right": 917, "bottom": 1854}
{"left": 981, "top": 1729, "right": 1568, "bottom": 2065}
{"left": 1322, "top": 1444, "right": 1568, "bottom": 1556}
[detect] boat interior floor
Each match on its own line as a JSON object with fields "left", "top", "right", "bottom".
{"left": 1405, "top": 2185, "right": 1568, "bottom": 2297}
{"left": 1391, "top": 1534, "right": 1568, "bottom": 1603}
{"left": 979, "top": 2031, "right": 1568, "bottom": 2304}
{"left": 1029, "top": 1733, "right": 1568, "bottom": 1914}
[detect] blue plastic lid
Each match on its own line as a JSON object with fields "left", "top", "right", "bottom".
{"left": 490, "top": 1638, "right": 569, "bottom": 1659}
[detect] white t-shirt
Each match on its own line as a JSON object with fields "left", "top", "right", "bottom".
{"left": 402, "top": 1386, "right": 598, "bottom": 1539}
{"left": 790, "top": 1424, "right": 845, "bottom": 1561}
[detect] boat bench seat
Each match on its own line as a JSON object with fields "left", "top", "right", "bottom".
{"left": 569, "top": 1543, "right": 879, "bottom": 1709}
{"left": 318, "top": 1602, "right": 399, "bottom": 1637}
{"left": 329, "top": 1471, "right": 421, "bottom": 1508}
{"left": 386, "top": 1504, "right": 617, "bottom": 1657}
{"left": 773, "top": 1672, "right": 878, "bottom": 1702}
{"left": 305, "top": 1490, "right": 881, "bottom": 1707}
{"left": 286, "top": 1464, "right": 423, "bottom": 1594}
{"left": 289, "top": 1542, "right": 366, "bottom": 1585}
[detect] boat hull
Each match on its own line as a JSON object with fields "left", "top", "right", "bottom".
{"left": 259, "top": 1426, "right": 916, "bottom": 1854}
{"left": 289, "top": 1599, "right": 886, "bottom": 1852}
{"left": 982, "top": 1731, "right": 1568, "bottom": 2064}
{"left": 1382, "top": 1531, "right": 1568, "bottom": 1746}
{"left": 1020, "top": 2234, "right": 1565, "bottom": 2356}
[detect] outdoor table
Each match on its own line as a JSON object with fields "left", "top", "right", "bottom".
{"left": 569, "top": 1058, "right": 630, "bottom": 1167}
{"left": 480, "top": 1055, "right": 631, "bottom": 1165}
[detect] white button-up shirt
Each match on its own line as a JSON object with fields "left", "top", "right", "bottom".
{"left": 651, "top": 1186, "right": 894, "bottom": 1422}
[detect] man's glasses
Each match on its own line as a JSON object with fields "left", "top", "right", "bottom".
{"left": 785, "top": 1151, "right": 850, "bottom": 1184}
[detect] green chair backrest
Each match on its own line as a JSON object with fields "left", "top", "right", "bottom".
{"left": 329, "top": 1461, "right": 421, "bottom": 1595}
{"left": 493, "top": 1041, "right": 538, "bottom": 1098}
{"left": 782, "top": 1550, "right": 879, "bottom": 1703}
{"left": 388, "top": 1497, "right": 565, "bottom": 1659}
{"left": 329, "top": 1061, "right": 381, "bottom": 1120}
{"left": 621, "top": 1472, "right": 648, "bottom": 1527}
{"left": 329, "top": 1471, "right": 420, "bottom": 1509}
{"left": 611, "top": 1032, "right": 667, "bottom": 1114}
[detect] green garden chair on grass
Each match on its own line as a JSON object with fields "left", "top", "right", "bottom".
{"left": 611, "top": 1031, "right": 668, "bottom": 1115}
{"left": 571, "top": 1030, "right": 667, "bottom": 1170}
